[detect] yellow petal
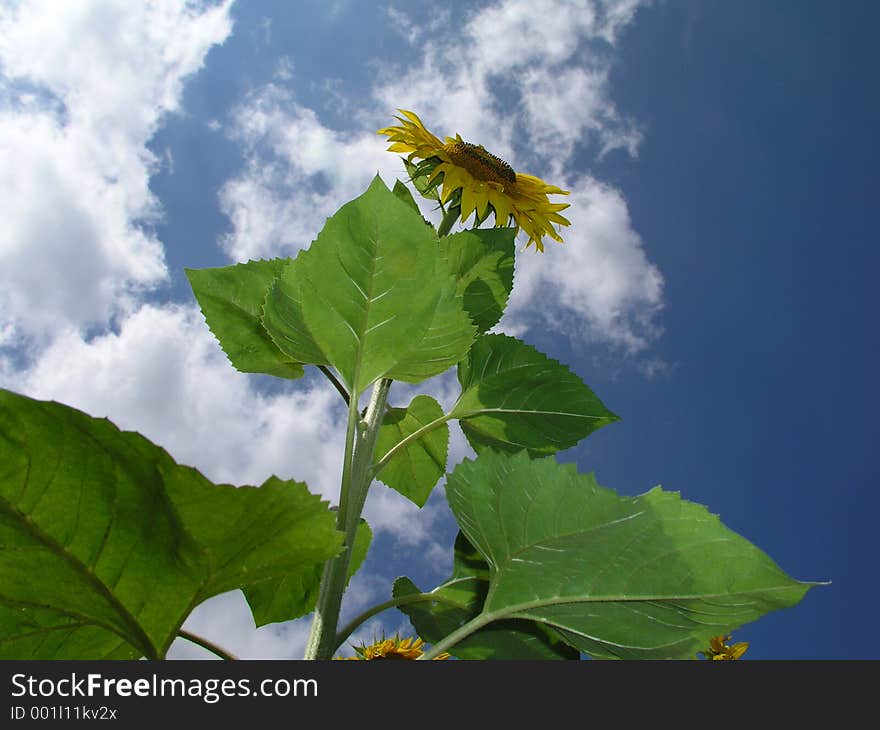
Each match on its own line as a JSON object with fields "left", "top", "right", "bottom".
{"left": 398, "top": 109, "right": 425, "bottom": 126}
{"left": 460, "top": 185, "right": 478, "bottom": 223}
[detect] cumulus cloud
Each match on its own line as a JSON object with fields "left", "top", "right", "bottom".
{"left": 518, "top": 65, "right": 643, "bottom": 164}
{"left": 373, "top": 0, "right": 645, "bottom": 166}
{"left": 505, "top": 176, "right": 664, "bottom": 351}
{"left": 0, "top": 0, "right": 233, "bottom": 342}
{"left": 170, "top": 591, "right": 312, "bottom": 660}
{"left": 219, "top": 84, "right": 407, "bottom": 261}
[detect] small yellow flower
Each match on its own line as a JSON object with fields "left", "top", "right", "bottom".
{"left": 334, "top": 634, "right": 450, "bottom": 660}
{"left": 703, "top": 634, "right": 749, "bottom": 660}
{"left": 378, "top": 109, "right": 571, "bottom": 252}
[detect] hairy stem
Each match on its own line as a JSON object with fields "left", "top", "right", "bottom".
{"left": 303, "top": 378, "right": 391, "bottom": 660}
{"left": 303, "top": 388, "right": 360, "bottom": 660}
{"left": 177, "top": 630, "right": 238, "bottom": 661}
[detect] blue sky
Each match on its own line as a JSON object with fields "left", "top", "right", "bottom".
{"left": 1, "top": 0, "right": 876, "bottom": 659}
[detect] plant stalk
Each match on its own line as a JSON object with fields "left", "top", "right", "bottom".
{"left": 177, "top": 630, "right": 238, "bottom": 661}
{"left": 436, "top": 206, "right": 460, "bottom": 238}
{"left": 318, "top": 365, "right": 350, "bottom": 406}
{"left": 333, "top": 591, "right": 463, "bottom": 652}
{"left": 416, "top": 612, "right": 495, "bottom": 660}
{"left": 303, "top": 378, "right": 391, "bottom": 659}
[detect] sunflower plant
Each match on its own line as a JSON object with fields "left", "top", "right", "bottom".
{"left": 0, "top": 110, "right": 820, "bottom": 661}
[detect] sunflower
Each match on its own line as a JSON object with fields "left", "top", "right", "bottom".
{"left": 335, "top": 634, "right": 450, "bottom": 660}
{"left": 377, "top": 109, "right": 571, "bottom": 252}
{"left": 702, "top": 634, "right": 749, "bottom": 660}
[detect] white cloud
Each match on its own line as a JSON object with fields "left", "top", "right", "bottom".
{"left": 465, "top": 0, "right": 600, "bottom": 71}
{"left": 363, "top": 485, "right": 446, "bottom": 547}
{"left": 0, "top": 0, "right": 233, "bottom": 341}
{"left": 386, "top": 6, "right": 420, "bottom": 45}
{"left": 505, "top": 176, "right": 664, "bottom": 351}
{"left": 170, "top": 591, "right": 312, "bottom": 660}
{"left": 0, "top": 1, "right": 233, "bottom": 121}
{"left": 219, "top": 84, "right": 408, "bottom": 261}
{"left": 372, "top": 0, "right": 645, "bottom": 165}
{"left": 596, "top": 0, "right": 645, "bottom": 43}
{"left": 519, "top": 65, "right": 643, "bottom": 165}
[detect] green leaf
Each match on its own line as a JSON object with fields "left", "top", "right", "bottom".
{"left": 244, "top": 519, "right": 372, "bottom": 627}
{"left": 441, "top": 228, "right": 516, "bottom": 333}
{"left": 263, "top": 176, "right": 475, "bottom": 394}
{"left": 392, "top": 179, "right": 421, "bottom": 215}
{"left": 0, "top": 389, "right": 343, "bottom": 659}
{"left": 446, "top": 450, "right": 818, "bottom": 660}
{"left": 450, "top": 334, "right": 619, "bottom": 455}
{"left": 393, "top": 533, "right": 578, "bottom": 660}
{"left": 185, "top": 259, "right": 304, "bottom": 379}
{"left": 374, "top": 395, "right": 448, "bottom": 507}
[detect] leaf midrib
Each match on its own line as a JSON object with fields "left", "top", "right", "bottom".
{"left": 453, "top": 406, "right": 613, "bottom": 419}
{"left": 481, "top": 583, "right": 805, "bottom": 630}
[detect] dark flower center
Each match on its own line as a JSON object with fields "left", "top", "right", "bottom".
{"left": 445, "top": 140, "right": 517, "bottom": 187}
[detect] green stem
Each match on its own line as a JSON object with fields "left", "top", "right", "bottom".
{"left": 333, "top": 592, "right": 463, "bottom": 652}
{"left": 436, "top": 206, "right": 460, "bottom": 238}
{"left": 177, "top": 630, "right": 238, "bottom": 661}
{"left": 303, "top": 387, "right": 361, "bottom": 660}
{"left": 370, "top": 412, "right": 452, "bottom": 479}
{"left": 345, "top": 379, "right": 391, "bottom": 535}
{"left": 303, "top": 378, "right": 391, "bottom": 660}
{"left": 417, "top": 612, "right": 495, "bottom": 660}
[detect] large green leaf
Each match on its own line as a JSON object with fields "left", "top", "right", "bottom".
{"left": 0, "top": 389, "right": 342, "bottom": 659}
{"left": 374, "top": 395, "right": 448, "bottom": 507}
{"left": 394, "top": 533, "right": 579, "bottom": 660}
{"left": 449, "top": 334, "right": 619, "bottom": 455}
{"left": 441, "top": 228, "right": 516, "bottom": 333}
{"left": 185, "top": 259, "right": 304, "bottom": 379}
{"left": 263, "top": 176, "right": 475, "bottom": 394}
{"left": 446, "top": 450, "right": 817, "bottom": 659}
{"left": 244, "top": 519, "right": 372, "bottom": 627}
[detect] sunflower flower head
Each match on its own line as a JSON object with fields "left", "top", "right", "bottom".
{"left": 334, "top": 633, "right": 450, "bottom": 660}
{"left": 377, "top": 109, "right": 571, "bottom": 252}
{"left": 701, "top": 634, "right": 750, "bottom": 661}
